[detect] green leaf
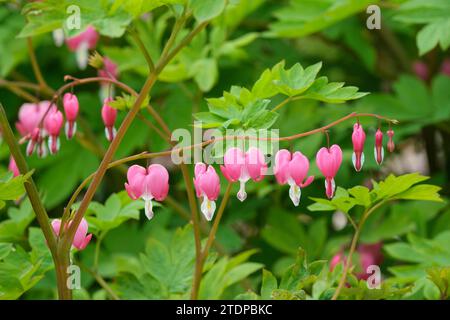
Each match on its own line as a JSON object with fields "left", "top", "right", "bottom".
{"left": 394, "top": 184, "right": 442, "bottom": 202}
{"left": 191, "top": 0, "right": 226, "bottom": 22}
{"left": 268, "top": 0, "right": 377, "bottom": 38}
{"left": 0, "top": 171, "right": 33, "bottom": 201}
{"left": 261, "top": 269, "right": 278, "bottom": 299}
{"left": 191, "top": 58, "right": 218, "bottom": 92}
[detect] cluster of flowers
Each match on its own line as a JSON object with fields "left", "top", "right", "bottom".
{"left": 11, "top": 95, "right": 118, "bottom": 161}
{"left": 124, "top": 123, "right": 395, "bottom": 222}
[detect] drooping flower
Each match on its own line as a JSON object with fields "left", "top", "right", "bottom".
{"left": 16, "top": 101, "right": 51, "bottom": 137}
{"left": 63, "top": 93, "right": 79, "bottom": 139}
{"left": 65, "top": 26, "right": 99, "bottom": 69}
{"left": 351, "top": 123, "right": 366, "bottom": 172}
{"left": 316, "top": 144, "right": 342, "bottom": 199}
{"left": 220, "top": 147, "right": 267, "bottom": 202}
{"left": 193, "top": 163, "right": 221, "bottom": 221}
{"left": 51, "top": 218, "right": 92, "bottom": 251}
{"left": 101, "top": 98, "right": 117, "bottom": 142}
{"left": 16, "top": 101, "right": 55, "bottom": 157}
{"left": 125, "top": 164, "right": 169, "bottom": 220}
{"left": 98, "top": 57, "right": 119, "bottom": 101}
{"left": 374, "top": 129, "right": 384, "bottom": 165}
{"left": 387, "top": 129, "right": 395, "bottom": 153}
{"left": 274, "top": 149, "right": 314, "bottom": 206}
{"left": 8, "top": 157, "right": 19, "bottom": 177}
{"left": 330, "top": 242, "right": 384, "bottom": 280}
{"left": 44, "top": 107, "right": 64, "bottom": 155}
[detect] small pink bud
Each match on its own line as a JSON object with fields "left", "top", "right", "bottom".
{"left": 351, "top": 123, "right": 366, "bottom": 172}
{"left": 125, "top": 164, "right": 169, "bottom": 220}
{"left": 387, "top": 129, "right": 395, "bottom": 153}
{"left": 274, "top": 149, "right": 314, "bottom": 206}
{"left": 194, "top": 163, "right": 220, "bottom": 221}
{"left": 220, "top": 147, "right": 267, "bottom": 202}
{"left": 98, "top": 57, "right": 119, "bottom": 80}
{"left": 44, "top": 107, "right": 64, "bottom": 155}
{"left": 63, "top": 93, "right": 79, "bottom": 139}
{"left": 412, "top": 60, "right": 429, "bottom": 81}
{"left": 374, "top": 129, "right": 384, "bottom": 165}
{"left": 316, "top": 144, "right": 342, "bottom": 199}
{"left": 51, "top": 218, "right": 92, "bottom": 251}
{"left": 101, "top": 98, "right": 117, "bottom": 142}
{"left": 8, "top": 157, "right": 20, "bottom": 177}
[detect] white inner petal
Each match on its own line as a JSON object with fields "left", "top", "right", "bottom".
{"left": 201, "top": 196, "right": 216, "bottom": 221}
{"left": 288, "top": 183, "right": 301, "bottom": 207}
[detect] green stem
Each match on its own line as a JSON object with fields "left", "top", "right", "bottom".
{"left": 331, "top": 201, "right": 386, "bottom": 300}
{"left": 0, "top": 104, "right": 72, "bottom": 298}
{"left": 128, "top": 27, "right": 155, "bottom": 73}
{"left": 191, "top": 183, "right": 233, "bottom": 300}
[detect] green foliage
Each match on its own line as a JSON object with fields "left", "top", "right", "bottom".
{"left": 0, "top": 171, "right": 33, "bottom": 209}
{"left": 0, "top": 228, "right": 53, "bottom": 299}
{"left": 395, "top": 0, "right": 450, "bottom": 55}
{"left": 85, "top": 192, "right": 143, "bottom": 233}
{"left": 194, "top": 61, "right": 367, "bottom": 130}
{"left": 114, "top": 225, "right": 262, "bottom": 299}
{"left": 268, "top": 0, "right": 377, "bottom": 38}
{"left": 385, "top": 231, "right": 450, "bottom": 299}
{"left": 308, "top": 173, "right": 442, "bottom": 214}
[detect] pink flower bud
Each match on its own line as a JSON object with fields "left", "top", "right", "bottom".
{"left": 51, "top": 218, "right": 92, "bottom": 251}
{"left": 374, "top": 129, "right": 384, "bottom": 165}
{"left": 101, "top": 98, "right": 117, "bottom": 142}
{"left": 316, "top": 144, "right": 342, "bottom": 199}
{"left": 387, "top": 129, "right": 395, "bottom": 153}
{"left": 441, "top": 59, "right": 450, "bottom": 76}
{"left": 412, "top": 60, "right": 429, "bottom": 81}
{"left": 44, "top": 107, "right": 64, "bottom": 155}
{"left": 351, "top": 123, "right": 366, "bottom": 172}
{"left": 220, "top": 147, "right": 267, "bottom": 202}
{"left": 98, "top": 57, "right": 119, "bottom": 80}
{"left": 125, "top": 164, "right": 169, "bottom": 220}
{"left": 194, "top": 163, "right": 221, "bottom": 221}
{"left": 8, "top": 157, "right": 19, "bottom": 177}
{"left": 63, "top": 93, "right": 79, "bottom": 139}
{"left": 274, "top": 149, "right": 314, "bottom": 206}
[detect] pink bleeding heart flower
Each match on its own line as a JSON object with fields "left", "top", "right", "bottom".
{"left": 101, "top": 98, "right": 117, "bottom": 142}
{"left": 51, "top": 218, "right": 92, "bottom": 251}
{"left": 220, "top": 147, "right": 267, "bottom": 202}
{"left": 8, "top": 157, "right": 19, "bottom": 177}
{"left": 274, "top": 149, "right": 314, "bottom": 206}
{"left": 193, "top": 163, "right": 221, "bottom": 221}
{"left": 63, "top": 93, "right": 79, "bottom": 139}
{"left": 44, "top": 107, "right": 64, "bottom": 155}
{"left": 441, "top": 59, "right": 450, "bottom": 77}
{"left": 351, "top": 123, "right": 366, "bottom": 172}
{"left": 16, "top": 101, "right": 53, "bottom": 158}
{"left": 387, "top": 129, "right": 395, "bottom": 153}
{"left": 16, "top": 101, "right": 51, "bottom": 137}
{"left": 316, "top": 144, "right": 342, "bottom": 199}
{"left": 374, "top": 129, "right": 384, "bottom": 165}
{"left": 125, "top": 164, "right": 169, "bottom": 220}
{"left": 66, "top": 25, "right": 99, "bottom": 69}
{"left": 330, "top": 242, "right": 383, "bottom": 280}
